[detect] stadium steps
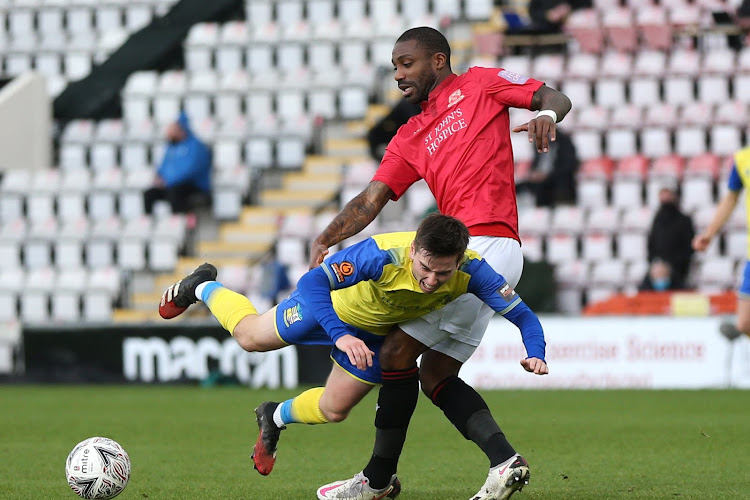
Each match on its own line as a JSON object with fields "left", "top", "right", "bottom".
{"left": 113, "top": 103, "right": 391, "bottom": 322}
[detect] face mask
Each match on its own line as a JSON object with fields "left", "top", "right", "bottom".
{"left": 653, "top": 278, "right": 670, "bottom": 291}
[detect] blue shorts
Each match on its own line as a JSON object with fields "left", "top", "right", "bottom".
{"left": 274, "top": 290, "right": 384, "bottom": 384}
{"left": 739, "top": 260, "right": 750, "bottom": 299}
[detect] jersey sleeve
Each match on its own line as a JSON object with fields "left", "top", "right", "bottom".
{"left": 463, "top": 258, "right": 546, "bottom": 360}
{"left": 295, "top": 238, "right": 392, "bottom": 343}
{"left": 728, "top": 164, "right": 743, "bottom": 191}
{"left": 468, "top": 66, "right": 544, "bottom": 109}
{"left": 372, "top": 138, "right": 422, "bottom": 200}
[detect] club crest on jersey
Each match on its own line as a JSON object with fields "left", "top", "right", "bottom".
{"left": 330, "top": 261, "right": 354, "bottom": 283}
{"left": 283, "top": 304, "right": 303, "bottom": 327}
{"left": 497, "top": 69, "right": 528, "bottom": 84}
{"left": 447, "top": 89, "right": 464, "bottom": 107}
{"left": 498, "top": 283, "right": 516, "bottom": 299}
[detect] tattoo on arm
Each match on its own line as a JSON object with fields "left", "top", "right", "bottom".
{"left": 318, "top": 182, "right": 392, "bottom": 246}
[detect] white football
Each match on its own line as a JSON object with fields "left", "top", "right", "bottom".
{"left": 65, "top": 437, "right": 131, "bottom": 499}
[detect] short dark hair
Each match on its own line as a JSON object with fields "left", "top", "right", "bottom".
{"left": 414, "top": 213, "right": 469, "bottom": 260}
{"left": 396, "top": 27, "right": 451, "bottom": 66}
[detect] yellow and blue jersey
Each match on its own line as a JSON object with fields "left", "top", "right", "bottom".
{"left": 274, "top": 231, "right": 545, "bottom": 383}
{"left": 729, "top": 146, "right": 750, "bottom": 257}
{"left": 727, "top": 146, "right": 750, "bottom": 297}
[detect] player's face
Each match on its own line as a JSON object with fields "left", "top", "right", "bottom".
{"left": 409, "top": 245, "right": 460, "bottom": 293}
{"left": 392, "top": 40, "right": 440, "bottom": 104}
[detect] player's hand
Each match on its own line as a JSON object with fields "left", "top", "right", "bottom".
{"left": 692, "top": 233, "right": 711, "bottom": 252}
{"left": 309, "top": 240, "right": 329, "bottom": 269}
{"left": 512, "top": 115, "right": 556, "bottom": 153}
{"left": 520, "top": 357, "right": 548, "bottom": 375}
{"left": 335, "top": 334, "right": 375, "bottom": 371}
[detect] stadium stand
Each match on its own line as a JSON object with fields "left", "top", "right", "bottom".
{"left": 0, "top": 0, "right": 748, "bottom": 322}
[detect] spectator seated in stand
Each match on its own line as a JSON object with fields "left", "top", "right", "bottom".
{"left": 143, "top": 111, "right": 212, "bottom": 215}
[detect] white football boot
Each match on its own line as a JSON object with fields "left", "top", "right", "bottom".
{"left": 469, "top": 454, "right": 530, "bottom": 500}
{"left": 317, "top": 471, "right": 398, "bottom": 500}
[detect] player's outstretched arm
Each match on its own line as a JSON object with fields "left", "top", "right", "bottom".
{"left": 693, "top": 190, "right": 740, "bottom": 251}
{"left": 309, "top": 181, "right": 393, "bottom": 269}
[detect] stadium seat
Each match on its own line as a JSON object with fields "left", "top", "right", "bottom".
{"left": 611, "top": 177, "right": 643, "bottom": 208}
{"left": 695, "top": 257, "right": 736, "bottom": 293}
{"left": 586, "top": 205, "right": 621, "bottom": 233}
{"left": 697, "top": 75, "right": 730, "bottom": 105}
{"left": 628, "top": 77, "right": 660, "bottom": 107}
{"left": 86, "top": 217, "right": 120, "bottom": 268}
{"left": 339, "top": 86, "right": 368, "bottom": 119}
{"left": 714, "top": 101, "right": 748, "bottom": 127}
{"left": 581, "top": 232, "right": 613, "bottom": 262}
{"left": 20, "top": 267, "right": 55, "bottom": 324}
{"left": 566, "top": 52, "right": 599, "bottom": 80}
{"left": 680, "top": 177, "right": 714, "bottom": 212}
{"left": 674, "top": 126, "right": 707, "bottom": 158}
{"left": 710, "top": 125, "right": 742, "bottom": 157}
{"left": 637, "top": 5, "right": 672, "bottom": 50}
{"left": 83, "top": 268, "right": 118, "bottom": 322}
{"left": 615, "top": 230, "right": 647, "bottom": 262}
{"left": 621, "top": 205, "right": 654, "bottom": 233}
{"left": 546, "top": 233, "right": 579, "bottom": 264}
{"left": 624, "top": 260, "right": 648, "bottom": 289}
{"left": 633, "top": 50, "right": 667, "bottom": 77}
{"left": 605, "top": 129, "right": 637, "bottom": 159}
{"left": 572, "top": 130, "right": 603, "bottom": 161}
{"left": 0, "top": 220, "right": 25, "bottom": 271}
{"left": 276, "top": 135, "right": 307, "bottom": 169}
{"left": 550, "top": 206, "right": 586, "bottom": 236}
{"left": 565, "top": 9, "right": 605, "bottom": 54}
{"left": 663, "top": 75, "right": 694, "bottom": 105}
{"left": 560, "top": 80, "right": 593, "bottom": 108}
{"left": 519, "top": 233, "right": 544, "bottom": 262}
{"left": 600, "top": 51, "right": 633, "bottom": 78}
{"left": 532, "top": 54, "right": 566, "bottom": 83}
{"left": 577, "top": 177, "right": 608, "bottom": 208}
{"left": 725, "top": 230, "right": 747, "bottom": 259}
{"left": 117, "top": 216, "right": 151, "bottom": 271}
{"left": 615, "top": 154, "right": 648, "bottom": 180}
{"left": 603, "top": 8, "right": 637, "bottom": 52}
{"left": 518, "top": 206, "right": 551, "bottom": 236}
{"left": 51, "top": 268, "right": 87, "bottom": 323}
{"left": 639, "top": 127, "right": 672, "bottom": 159}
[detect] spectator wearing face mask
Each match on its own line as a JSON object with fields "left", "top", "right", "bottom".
{"left": 640, "top": 185, "right": 696, "bottom": 291}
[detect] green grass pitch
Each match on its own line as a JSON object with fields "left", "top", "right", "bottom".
{"left": 0, "top": 386, "right": 747, "bottom": 500}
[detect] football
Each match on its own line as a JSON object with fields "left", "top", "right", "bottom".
{"left": 65, "top": 437, "right": 131, "bottom": 499}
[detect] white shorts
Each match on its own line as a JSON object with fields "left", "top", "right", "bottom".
{"left": 399, "top": 236, "right": 524, "bottom": 363}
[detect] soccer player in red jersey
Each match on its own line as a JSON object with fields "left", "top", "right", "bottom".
{"left": 312, "top": 27, "right": 568, "bottom": 500}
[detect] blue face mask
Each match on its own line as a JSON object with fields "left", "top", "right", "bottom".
{"left": 653, "top": 278, "right": 670, "bottom": 291}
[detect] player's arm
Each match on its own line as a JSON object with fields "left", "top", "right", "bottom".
{"left": 513, "top": 84, "right": 573, "bottom": 153}
{"left": 297, "top": 239, "right": 389, "bottom": 369}
{"left": 693, "top": 165, "right": 742, "bottom": 251}
{"left": 464, "top": 259, "right": 548, "bottom": 374}
{"left": 309, "top": 181, "right": 393, "bottom": 269}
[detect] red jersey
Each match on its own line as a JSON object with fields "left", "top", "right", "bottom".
{"left": 373, "top": 67, "right": 544, "bottom": 240}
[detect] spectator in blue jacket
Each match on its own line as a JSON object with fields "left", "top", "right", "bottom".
{"left": 144, "top": 111, "right": 212, "bottom": 215}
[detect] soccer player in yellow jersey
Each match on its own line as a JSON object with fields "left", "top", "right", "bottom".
{"left": 693, "top": 145, "right": 750, "bottom": 340}
{"left": 159, "top": 214, "right": 547, "bottom": 496}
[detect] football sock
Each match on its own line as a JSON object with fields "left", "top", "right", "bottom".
{"left": 277, "top": 387, "right": 329, "bottom": 425}
{"left": 201, "top": 284, "right": 258, "bottom": 334}
{"left": 363, "top": 366, "right": 419, "bottom": 489}
{"left": 430, "top": 376, "right": 515, "bottom": 467}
